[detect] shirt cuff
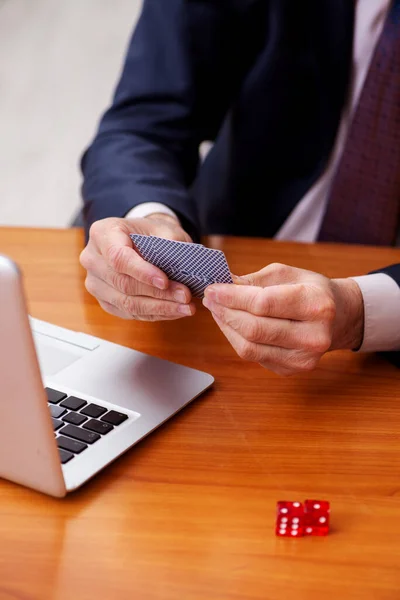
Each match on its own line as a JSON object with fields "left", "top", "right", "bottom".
{"left": 351, "top": 273, "right": 400, "bottom": 352}
{"left": 125, "top": 202, "right": 180, "bottom": 222}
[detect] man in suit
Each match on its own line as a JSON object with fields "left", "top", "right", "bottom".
{"left": 79, "top": 0, "right": 400, "bottom": 375}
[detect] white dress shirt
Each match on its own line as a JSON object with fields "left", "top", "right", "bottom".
{"left": 126, "top": 0, "right": 400, "bottom": 353}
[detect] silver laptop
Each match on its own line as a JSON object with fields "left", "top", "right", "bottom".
{"left": 0, "top": 255, "right": 214, "bottom": 497}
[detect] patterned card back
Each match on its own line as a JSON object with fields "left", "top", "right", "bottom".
{"left": 130, "top": 234, "right": 233, "bottom": 297}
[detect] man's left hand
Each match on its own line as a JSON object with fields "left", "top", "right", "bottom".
{"left": 203, "top": 263, "right": 364, "bottom": 376}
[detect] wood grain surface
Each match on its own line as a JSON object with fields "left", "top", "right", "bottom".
{"left": 1, "top": 227, "right": 400, "bottom": 600}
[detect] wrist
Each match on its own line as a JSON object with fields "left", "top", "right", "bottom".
{"left": 329, "top": 278, "right": 365, "bottom": 351}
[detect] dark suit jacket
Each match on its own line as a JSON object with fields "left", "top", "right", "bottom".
{"left": 80, "top": 0, "right": 400, "bottom": 356}
{"left": 81, "top": 0, "right": 355, "bottom": 240}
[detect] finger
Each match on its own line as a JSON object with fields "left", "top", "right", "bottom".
{"left": 202, "top": 299, "right": 331, "bottom": 352}
{"left": 239, "top": 263, "right": 308, "bottom": 287}
{"left": 86, "top": 276, "right": 195, "bottom": 320}
{"left": 97, "top": 299, "right": 191, "bottom": 322}
{"left": 98, "top": 224, "right": 170, "bottom": 290}
{"left": 204, "top": 283, "right": 335, "bottom": 322}
{"left": 87, "top": 261, "right": 192, "bottom": 304}
{"left": 98, "top": 300, "right": 135, "bottom": 320}
{"left": 211, "top": 314, "right": 319, "bottom": 375}
{"left": 211, "top": 312, "right": 281, "bottom": 363}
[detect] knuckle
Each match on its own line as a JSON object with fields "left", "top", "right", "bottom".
{"left": 140, "top": 299, "right": 162, "bottom": 316}
{"left": 120, "top": 294, "right": 138, "bottom": 316}
{"left": 84, "top": 275, "right": 97, "bottom": 297}
{"left": 152, "top": 286, "right": 170, "bottom": 300}
{"left": 269, "top": 262, "right": 291, "bottom": 278}
{"left": 88, "top": 220, "right": 102, "bottom": 240}
{"left": 158, "top": 301, "right": 182, "bottom": 317}
{"left": 237, "top": 340, "right": 258, "bottom": 362}
{"left": 112, "top": 271, "right": 133, "bottom": 296}
{"left": 79, "top": 248, "right": 86, "bottom": 266}
{"left": 297, "top": 283, "right": 310, "bottom": 301}
{"left": 106, "top": 244, "right": 127, "bottom": 272}
{"left": 250, "top": 288, "right": 271, "bottom": 316}
{"left": 267, "top": 324, "right": 287, "bottom": 346}
{"left": 138, "top": 299, "right": 178, "bottom": 318}
{"left": 224, "top": 313, "right": 242, "bottom": 332}
{"left": 308, "top": 303, "right": 322, "bottom": 320}
{"left": 213, "top": 304, "right": 226, "bottom": 321}
{"left": 295, "top": 355, "right": 319, "bottom": 373}
{"left": 163, "top": 306, "right": 179, "bottom": 318}
{"left": 308, "top": 291, "right": 336, "bottom": 322}
{"left": 306, "top": 332, "right": 332, "bottom": 353}
{"left": 319, "top": 297, "right": 336, "bottom": 322}
{"left": 245, "top": 320, "right": 264, "bottom": 343}
{"left": 79, "top": 248, "right": 93, "bottom": 270}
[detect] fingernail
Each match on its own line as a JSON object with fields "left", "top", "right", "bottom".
{"left": 152, "top": 277, "right": 166, "bottom": 290}
{"left": 173, "top": 289, "right": 187, "bottom": 303}
{"left": 178, "top": 304, "right": 192, "bottom": 316}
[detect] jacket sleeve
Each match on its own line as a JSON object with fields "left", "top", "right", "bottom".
{"left": 80, "top": 0, "right": 255, "bottom": 239}
{"left": 374, "top": 264, "right": 400, "bottom": 283}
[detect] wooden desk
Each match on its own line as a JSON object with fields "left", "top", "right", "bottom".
{"left": 1, "top": 228, "right": 400, "bottom": 600}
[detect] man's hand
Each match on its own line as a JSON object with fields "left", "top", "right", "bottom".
{"left": 80, "top": 214, "right": 196, "bottom": 321}
{"left": 202, "top": 263, "right": 364, "bottom": 376}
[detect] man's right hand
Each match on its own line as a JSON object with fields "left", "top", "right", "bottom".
{"left": 80, "top": 215, "right": 195, "bottom": 321}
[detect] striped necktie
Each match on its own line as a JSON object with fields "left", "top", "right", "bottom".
{"left": 318, "top": 0, "right": 400, "bottom": 246}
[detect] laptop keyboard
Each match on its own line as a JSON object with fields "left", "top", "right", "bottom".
{"left": 45, "top": 387, "right": 129, "bottom": 465}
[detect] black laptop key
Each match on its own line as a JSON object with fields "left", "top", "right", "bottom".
{"left": 83, "top": 419, "right": 114, "bottom": 435}
{"left": 60, "top": 396, "right": 87, "bottom": 411}
{"left": 59, "top": 448, "right": 74, "bottom": 464}
{"left": 80, "top": 404, "right": 107, "bottom": 419}
{"left": 60, "top": 424, "right": 100, "bottom": 444}
{"left": 57, "top": 435, "right": 87, "bottom": 454}
{"left": 62, "top": 412, "right": 87, "bottom": 426}
{"left": 46, "top": 388, "right": 67, "bottom": 404}
{"left": 49, "top": 405, "right": 67, "bottom": 419}
{"left": 101, "top": 410, "right": 128, "bottom": 426}
{"left": 52, "top": 418, "right": 64, "bottom": 431}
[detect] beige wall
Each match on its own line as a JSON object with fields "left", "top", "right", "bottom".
{"left": 0, "top": 0, "right": 142, "bottom": 227}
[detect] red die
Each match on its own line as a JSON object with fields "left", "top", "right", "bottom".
{"left": 276, "top": 501, "right": 305, "bottom": 537}
{"left": 304, "top": 499, "right": 330, "bottom": 536}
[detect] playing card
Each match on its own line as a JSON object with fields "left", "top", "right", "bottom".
{"left": 130, "top": 234, "right": 233, "bottom": 297}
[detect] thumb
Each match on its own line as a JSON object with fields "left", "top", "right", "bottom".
{"left": 236, "top": 263, "right": 302, "bottom": 288}
{"left": 231, "top": 274, "right": 253, "bottom": 286}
